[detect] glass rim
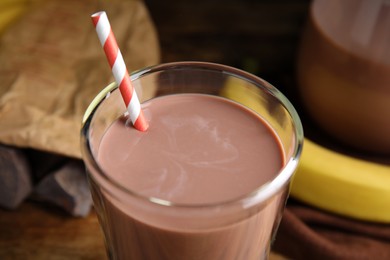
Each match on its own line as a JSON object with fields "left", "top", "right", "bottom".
{"left": 81, "top": 61, "right": 304, "bottom": 209}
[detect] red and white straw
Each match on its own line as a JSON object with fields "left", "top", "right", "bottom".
{"left": 91, "top": 11, "right": 148, "bottom": 131}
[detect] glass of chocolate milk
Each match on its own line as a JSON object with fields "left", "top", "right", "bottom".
{"left": 81, "top": 62, "right": 303, "bottom": 260}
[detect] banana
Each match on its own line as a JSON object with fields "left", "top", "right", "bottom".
{"left": 291, "top": 138, "right": 390, "bottom": 223}
{"left": 0, "top": 0, "right": 45, "bottom": 35}
{"left": 0, "top": 0, "right": 29, "bottom": 8}
{"left": 0, "top": 0, "right": 29, "bottom": 35}
{"left": 221, "top": 76, "right": 390, "bottom": 223}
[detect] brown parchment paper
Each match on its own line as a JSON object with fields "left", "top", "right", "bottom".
{"left": 0, "top": 0, "right": 160, "bottom": 158}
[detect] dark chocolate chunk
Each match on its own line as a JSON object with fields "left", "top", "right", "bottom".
{"left": 34, "top": 160, "right": 92, "bottom": 217}
{"left": 0, "top": 145, "right": 33, "bottom": 209}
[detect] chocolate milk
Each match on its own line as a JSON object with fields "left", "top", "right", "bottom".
{"left": 95, "top": 94, "right": 286, "bottom": 259}
{"left": 297, "top": 1, "right": 390, "bottom": 154}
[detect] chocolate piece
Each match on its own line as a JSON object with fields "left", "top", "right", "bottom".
{"left": 34, "top": 160, "right": 92, "bottom": 217}
{"left": 0, "top": 145, "right": 32, "bottom": 209}
{"left": 26, "top": 149, "right": 68, "bottom": 182}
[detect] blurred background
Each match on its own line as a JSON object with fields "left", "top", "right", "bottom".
{"left": 0, "top": 0, "right": 389, "bottom": 259}
{"left": 145, "top": 0, "right": 309, "bottom": 97}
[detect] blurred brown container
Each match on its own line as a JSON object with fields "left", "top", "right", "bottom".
{"left": 296, "top": 0, "right": 390, "bottom": 154}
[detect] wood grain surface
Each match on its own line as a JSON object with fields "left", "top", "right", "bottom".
{"left": 0, "top": 202, "right": 106, "bottom": 260}
{"left": 0, "top": 202, "right": 286, "bottom": 259}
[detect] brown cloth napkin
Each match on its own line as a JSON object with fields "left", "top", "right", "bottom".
{"left": 273, "top": 199, "right": 390, "bottom": 260}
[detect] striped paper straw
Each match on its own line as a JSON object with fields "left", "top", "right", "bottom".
{"left": 91, "top": 11, "right": 148, "bottom": 131}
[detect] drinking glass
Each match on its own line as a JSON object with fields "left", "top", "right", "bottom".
{"left": 81, "top": 62, "right": 303, "bottom": 260}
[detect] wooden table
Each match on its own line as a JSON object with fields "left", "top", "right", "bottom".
{"left": 0, "top": 202, "right": 286, "bottom": 259}
{"left": 0, "top": 202, "right": 106, "bottom": 259}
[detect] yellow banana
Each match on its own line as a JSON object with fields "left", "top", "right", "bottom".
{"left": 0, "top": 0, "right": 45, "bottom": 35}
{"left": 0, "top": 0, "right": 29, "bottom": 8}
{"left": 221, "top": 76, "right": 390, "bottom": 223}
{"left": 0, "top": 0, "right": 28, "bottom": 35}
{"left": 291, "top": 139, "right": 390, "bottom": 223}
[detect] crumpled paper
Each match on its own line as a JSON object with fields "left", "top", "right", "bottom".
{"left": 0, "top": 0, "right": 160, "bottom": 159}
